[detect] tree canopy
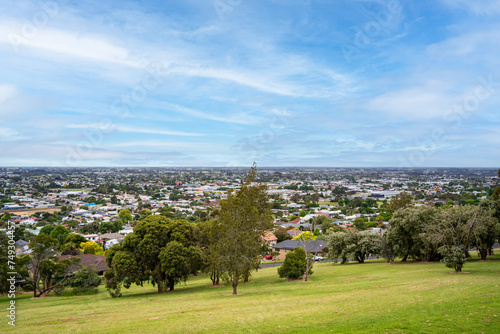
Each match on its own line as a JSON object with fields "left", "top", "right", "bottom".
{"left": 104, "top": 216, "right": 201, "bottom": 296}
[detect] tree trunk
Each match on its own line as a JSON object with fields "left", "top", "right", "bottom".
{"left": 402, "top": 254, "right": 408, "bottom": 262}
{"left": 232, "top": 277, "right": 238, "bottom": 295}
{"left": 479, "top": 248, "right": 488, "bottom": 260}
{"left": 168, "top": 279, "right": 174, "bottom": 291}
{"left": 157, "top": 271, "right": 165, "bottom": 293}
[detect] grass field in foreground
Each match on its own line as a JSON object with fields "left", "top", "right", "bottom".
{"left": 2, "top": 255, "right": 500, "bottom": 333}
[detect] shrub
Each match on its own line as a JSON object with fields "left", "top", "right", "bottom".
{"left": 439, "top": 246, "right": 467, "bottom": 272}
{"left": 278, "top": 246, "right": 312, "bottom": 280}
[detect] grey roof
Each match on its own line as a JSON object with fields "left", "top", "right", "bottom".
{"left": 273, "top": 240, "right": 328, "bottom": 253}
{"left": 16, "top": 239, "right": 29, "bottom": 246}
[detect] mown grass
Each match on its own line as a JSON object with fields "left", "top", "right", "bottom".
{"left": 2, "top": 255, "right": 500, "bottom": 333}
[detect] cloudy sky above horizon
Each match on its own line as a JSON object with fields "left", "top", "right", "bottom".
{"left": 1, "top": 0, "right": 499, "bottom": 167}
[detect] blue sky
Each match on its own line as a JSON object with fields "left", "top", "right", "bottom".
{"left": 0, "top": 0, "right": 499, "bottom": 167}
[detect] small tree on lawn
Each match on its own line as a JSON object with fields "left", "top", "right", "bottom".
{"left": 278, "top": 246, "right": 312, "bottom": 280}
{"left": 439, "top": 246, "right": 467, "bottom": 273}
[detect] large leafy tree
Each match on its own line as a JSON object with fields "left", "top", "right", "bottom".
{"left": 327, "top": 230, "right": 382, "bottom": 264}
{"left": 104, "top": 216, "right": 201, "bottom": 296}
{"left": 386, "top": 206, "right": 439, "bottom": 261}
{"left": 423, "top": 205, "right": 495, "bottom": 272}
{"left": 49, "top": 225, "right": 69, "bottom": 246}
{"left": 218, "top": 164, "right": 273, "bottom": 295}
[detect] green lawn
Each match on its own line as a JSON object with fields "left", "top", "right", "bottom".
{"left": 2, "top": 255, "right": 500, "bottom": 333}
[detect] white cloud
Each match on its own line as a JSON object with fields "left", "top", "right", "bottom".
{"left": 164, "top": 62, "right": 354, "bottom": 98}
{"left": 427, "top": 29, "right": 500, "bottom": 62}
{"left": 366, "top": 87, "right": 455, "bottom": 119}
{"left": 0, "top": 126, "right": 27, "bottom": 141}
{"left": 0, "top": 23, "right": 142, "bottom": 67}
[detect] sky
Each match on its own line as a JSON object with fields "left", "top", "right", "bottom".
{"left": 0, "top": 0, "right": 499, "bottom": 168}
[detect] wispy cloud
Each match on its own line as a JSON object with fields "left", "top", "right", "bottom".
{"left": 0, "top": 24, "right": 142, "bottom": 67}
{"left": 66, "top": 124, "right": 205, "bottom": 137}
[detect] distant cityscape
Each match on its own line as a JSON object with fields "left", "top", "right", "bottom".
{"left": 2, "top": 167, "right": 498, "bottom": 249}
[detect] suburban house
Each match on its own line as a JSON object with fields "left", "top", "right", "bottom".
{"left": 15, "top": 239, "right": 31, "bottom": 255}
{"left": 58, "top": 254, "right": 109, "bottom": 275}
{"left": 272, "top": 240, "right": 328, "bottom": 261}
{"left": 100, "top": 232, "right": 125, "bottom": 249}
{"left": 262, "top": 231, "right": 278, "bottom": 246}
{"left": 83, "top": 234, "right": 99, "bottom": 242}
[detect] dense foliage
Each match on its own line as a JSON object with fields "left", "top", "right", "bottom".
{"left": 278, "top": 246, "right": 311, "bottom": 280}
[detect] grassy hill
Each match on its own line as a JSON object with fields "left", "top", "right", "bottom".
{"left": 3, "top": 255, "right": 500, "bottom": 333}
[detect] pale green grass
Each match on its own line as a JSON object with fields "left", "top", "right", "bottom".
{"left": 2, "top": 256, "right": 500, "bottom": 333}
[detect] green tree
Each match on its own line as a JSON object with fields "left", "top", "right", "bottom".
{"left": 388, "top": 192, "right": 413, "bottom": 212}
{"left": 353, "top": 217, "right": 368, "bottom": 231}
{"left": 386, "top": 206, "right": 440, "bottom": 262}
{"left": 39, "top": 224, "right": 55, "bottom": 236}
{"left": 99, "top": 221, "right": 115, "bottom": 234}
{"left": 195, "top": 219, "right": 225, "bottom": 285}
{"left": 104, "top": 216, "right": 200, "bottom": 296}
{"left": 273, "top": 227, "right": 293, "bottom": 243}
{"left": 28, "top": 234, "right": 82, "bottom": 297}
{"left": 316, "top": 215, "right": 334, "bottom": 233}
{"left": 118, "top": 209, "right": 133, "bottom": 224}
{"left": 61, "top": 233, "right": 87, "bottom": 253}
{"left": 380, "top": 234, "right": 396, "bottom": 263}
{"left": 278, "top": 246, "right": 311, "bottom": 280}
{"left": 424, "top": 205, "right": 493, "bottom": 272}
{"left": 49, "top": 225, "right": 69, "bottom": 246}
{"left": 327, "top": 230, "right": 382, "bottom": 264}
{"left": 159, "top": 240, "right": 202, "bottom": 291}
{"left": 79, "top": 221, "right": 100, "bottom": 234}
{"left": 218, "top": 164, "right": 273, "bottom": 295}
